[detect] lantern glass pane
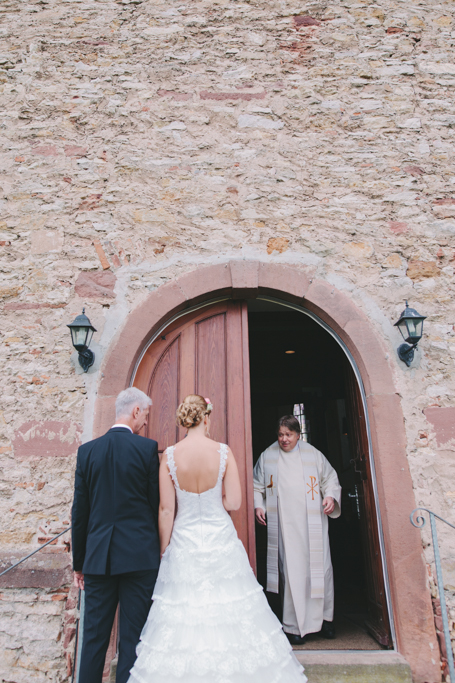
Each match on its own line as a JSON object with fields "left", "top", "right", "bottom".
{"left": 406, "top": 319, "right": 418, "bottom": 338}
{"left": 397, "top": 319, "right": 408, "bottom": 341}
{"left": 72, "top": 326, "right": 88, "bottom": 347}
{"left": 86, "top": 328, "right": 94, "bottom": 348}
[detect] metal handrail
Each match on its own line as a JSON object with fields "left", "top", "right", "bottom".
{"left": 411, "top": 507, "right": 455, "bottom": 683}
{"left": 0, "top": 526, "right": 72, "bottom": 577}
{"left": 0, "top": 526, "right": 81, "bottom": 682}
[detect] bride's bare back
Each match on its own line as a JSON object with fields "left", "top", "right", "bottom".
{"left": 158, "top": 395, "right": 242, "bottom": 556}
{"left": 172, "top": 436, "right": 223, "bottom": 494}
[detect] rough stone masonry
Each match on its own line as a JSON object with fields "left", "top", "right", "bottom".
{"left": 0, "top": 0, "right": 454, "bottom": 680}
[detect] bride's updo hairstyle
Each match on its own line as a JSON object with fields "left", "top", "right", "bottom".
{"left": 176, "top": 394, "right": 212, "bottom": 429}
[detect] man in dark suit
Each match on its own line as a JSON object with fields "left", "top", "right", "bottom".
{"left": 72, "top": 387, "right": 160, "bottom": 683}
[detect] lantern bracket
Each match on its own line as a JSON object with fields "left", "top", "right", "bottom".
{"left": 397, "top": 342, "right": 418, "bottom": 367}
{"left": 78, "top": 348, "right": 95, "bottom": 373}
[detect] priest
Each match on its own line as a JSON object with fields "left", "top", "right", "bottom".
{"left": 253, "top": 415, "right": 341, "bottom": 645}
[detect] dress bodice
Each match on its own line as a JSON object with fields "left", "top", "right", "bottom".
{"left": 165, "top": 444, "right": 233, "bottom": 550}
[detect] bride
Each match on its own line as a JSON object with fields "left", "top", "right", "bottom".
{"left": 128, "top": 395, "right": 307, "bottom": 683}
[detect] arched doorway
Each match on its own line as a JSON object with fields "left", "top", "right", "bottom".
{"left": 131, "top": 295, "right": 392, "bottom": 649}
{"left": 94, "top": 261, "right": 439, "bottom": 682}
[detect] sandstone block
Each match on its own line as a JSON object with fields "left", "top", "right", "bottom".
{"left": 342, "top": 242, "right": 374, "bottom": 259}
{"left": 433, "top": 199, "right": 455, "bottom": 219}
{"left": 258, "top": 262, "right": 312, "bottom": 300}
{"left": 64, "top": 145, "right": 88, "bottom": 157}
{"left": 267, "top": 237, "right": 289, "bottom": 254}
{"left": 294, "top": 16, "right": 320, "bottom": 27}
{"left": 424, "top": 407, "right": 455, "bottom": 446}
{"left": 383, "top": 253, "right": 403, "bottom": 269}
{"left": 133, "top": 208, "right": 175, "bottom": 223}
{"left": 30, "top": 146, "right": 58, "bottom": 156}
{"left": 389, "top": 221, "right": 409, "bottom": 234}
{"left": 0, "top": 285, "right": 22, "bottom": 300}
{"left": 434, "top": 15, "right": 452, "bottom": 26}
{"left": 406, "top": 261, "right": 440, "bottom": 280}
{"left": 12, "top": 421, "right": 81, "bottom": 459}
{"left": 93, "top": 239, "right": 111, "bottom": 270}
{"left": 178, "top": 264, "right": 232, "bottom": 303}
{"left": 75, "top": 271, "right": 116, "bottom": 299}
{"left": 230, "top": 260, "right": 259, "bottom": 297}
{"left": 404, "top": 165, "right": 424, "bottom": 176}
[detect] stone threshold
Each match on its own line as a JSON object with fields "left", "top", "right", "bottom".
{"left": 108, "top": 650, "right": 413, "bottom": 683}
{"left": 294, "top": 650, "right": 413, "bottom": 683}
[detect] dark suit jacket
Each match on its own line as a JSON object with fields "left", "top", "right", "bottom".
{"left": 71, "top": 427, "right": 160, "bottom": 575}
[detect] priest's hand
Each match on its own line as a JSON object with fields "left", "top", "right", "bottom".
{"left": 323, "top": 497, "right": 335, "bottom": 515}
{"left": 255, "top": 507, "right": 267, "bottom": 525}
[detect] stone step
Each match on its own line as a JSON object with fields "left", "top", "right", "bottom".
{"left": 108, "top": 650, "right": 412, "bottom": 683}
{"left": 294, "top": 651, "right": 413, "bottom": 683}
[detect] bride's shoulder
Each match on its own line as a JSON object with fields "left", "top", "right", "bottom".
{"left": 161, "top": 444, "right": 176, "bottom": 462}
{"left": 217, "top": 441, "right": 231, "bottom": 451}
{"left": 207, "top": 439, "right": 231, "bottom": 455}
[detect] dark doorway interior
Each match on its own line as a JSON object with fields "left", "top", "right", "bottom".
{"left": 248, "top": 299, "right": 383, "bottom": 650}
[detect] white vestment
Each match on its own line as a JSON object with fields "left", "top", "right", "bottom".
{"left": 253, "top": 440, "right": 341, "bottom": 637}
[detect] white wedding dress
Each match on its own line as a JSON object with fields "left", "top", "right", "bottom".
{"left": 128, "top": 444, "right": 307, "bottom": 683}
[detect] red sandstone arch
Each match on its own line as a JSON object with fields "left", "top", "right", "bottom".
{"left": 94, "top": 260, "right": 439, "bottom": 683}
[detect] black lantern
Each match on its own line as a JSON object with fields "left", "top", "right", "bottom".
{"left": 67, "top": 308, "right": 96, "bottom": 372}
{"left": 394, "top": 301, "right": 426, "bottom": 367}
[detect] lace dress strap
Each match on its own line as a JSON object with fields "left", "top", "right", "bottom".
{"left": 166, "top": 445, "right": 180, "bottom": 490}
{"left": 217, "top": 443, "right": 229, "bottom": 484}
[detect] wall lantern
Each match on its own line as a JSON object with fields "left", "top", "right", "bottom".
{"left": 67, "top": 308, "right": 96, "bottom": 373}
{"left": 394, "top": 301, "right": 426, "bottom": 367}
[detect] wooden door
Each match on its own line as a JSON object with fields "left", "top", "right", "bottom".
{"left": 133, "top": 301, "right": 256, "bottom": 565}
{"left": 344, "top": 360, "right": 392, "bottom": 647}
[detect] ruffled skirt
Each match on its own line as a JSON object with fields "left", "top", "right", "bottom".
{"left": 128, "top": 536, "right": 306, "bottom": 683}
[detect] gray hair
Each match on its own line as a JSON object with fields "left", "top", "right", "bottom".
{"left": 115, "top": 387, "right": 152, "bottom": 418}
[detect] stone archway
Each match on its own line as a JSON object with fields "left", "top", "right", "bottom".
{"left": 94, "top": 260, "right": 439, "bottom": 683}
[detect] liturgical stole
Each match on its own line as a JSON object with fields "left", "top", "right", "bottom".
{"left": 264, "top": 441, "right": 325, "bottom": 598}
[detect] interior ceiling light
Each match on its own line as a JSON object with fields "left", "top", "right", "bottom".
{"left": 285, "top": 350, "right": 295, "bottom": 354}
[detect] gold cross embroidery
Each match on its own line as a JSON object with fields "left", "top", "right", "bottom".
{"left": 267, "top": 475, "right": 275, "bottom": 496}
{"left": 307, "top": 475, "right": 319, "bottom": 501}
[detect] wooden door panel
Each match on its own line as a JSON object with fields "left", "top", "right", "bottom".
{"left": 133, "top": 300, "right": 255, "bottom": 567}
{"left": 178, "top": 325, "right": 196, "bottom": 442}
{"left": 148, "top": 337, "right": 180, "bottom": 453}
{"left": 196, "top": 312, "right": 227, "bottom": 445}
{"left": 240, "top": 304, "right": 255, "bottom": 562}
{"left": 344, "top": 360, "right": 391, "bottom": 647}
{"left": 225, "top": 303, "right": 250, "bottom": 554}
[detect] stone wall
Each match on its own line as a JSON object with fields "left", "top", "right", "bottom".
{"left": 0, "top": 0, "right": 454, "bottom": 680}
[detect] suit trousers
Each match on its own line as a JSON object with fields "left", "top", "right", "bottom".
{"left": 78, "top": 569, "right": 158, "bottom": 683}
